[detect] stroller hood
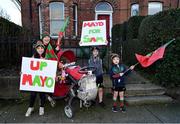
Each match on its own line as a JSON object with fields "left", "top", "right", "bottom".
{"left": 57, "top": 50, "right": 76, "bottom": 62}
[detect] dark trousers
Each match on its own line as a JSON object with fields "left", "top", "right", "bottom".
{"left": 29, "top": 92, "right": 46, "bottom": 107}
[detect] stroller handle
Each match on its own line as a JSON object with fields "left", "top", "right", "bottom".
{"left": 63, "top": 62, "right": 76, "bottom": 68}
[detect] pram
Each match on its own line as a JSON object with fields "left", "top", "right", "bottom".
{"left": 53, "top": 50, "right": 98, "bottom": 118}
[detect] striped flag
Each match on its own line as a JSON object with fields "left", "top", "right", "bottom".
{"left": 45, "top": 44, "right": 58, "bottom": 61}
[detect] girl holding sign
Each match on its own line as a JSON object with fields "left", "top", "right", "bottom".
{"left": 25, "top": 40, "right": 46, "bottom": 117}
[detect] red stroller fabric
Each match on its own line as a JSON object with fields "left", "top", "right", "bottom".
{"left": 53, "top": 83, "right": 70, "bottom": 97}
{"left": 66, "top": 66, "right": 84, "bottom": 80}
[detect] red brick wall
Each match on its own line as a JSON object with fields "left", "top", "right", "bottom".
{"left": 21, "top": 0, "right": 179, "bottom": 43}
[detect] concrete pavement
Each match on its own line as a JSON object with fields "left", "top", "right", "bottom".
{"left": 0, "top": 98, "right": 180, "bottom": 123}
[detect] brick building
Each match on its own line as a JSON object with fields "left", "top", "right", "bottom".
{"left": 21, "top": 0, "right": 180, "bottom": 46}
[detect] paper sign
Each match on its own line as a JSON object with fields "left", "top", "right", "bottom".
{"left": 80, "top": 20, "right": 107, "bottom": 46}
{"left": 20, "top": 57, "right": 57, "bottom": 93}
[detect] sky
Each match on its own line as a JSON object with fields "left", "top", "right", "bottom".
{"left": 0, "top": 0, "right": 21, "bottom": 26}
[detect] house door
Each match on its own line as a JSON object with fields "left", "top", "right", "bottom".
{"left": 98, "top": 15, "right": 110, "bottom": 41}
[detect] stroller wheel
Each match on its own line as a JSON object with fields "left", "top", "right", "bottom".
{"left": 64, "top": 105, "right": 73, "bottom": 118}
{"left": 83, "top": 101, "right": 92, "bottom": 108}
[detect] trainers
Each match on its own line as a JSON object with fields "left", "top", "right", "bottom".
{"left": 99, "top": 102, "right": 105, "bottom": 108}
{"left": 48, "top": 96, "right": 56, "bottom": 107}
{"left": 39, "top": 107, "right": 44, "bottom": 116}
{"left": 120, "top": 106, "right": 126, "bottom": 113}
{"left": 25, "top": 107, "right": 34, "bottom": 117}
{"left": 112, "top": 106, "right": 118, "bottom": 112}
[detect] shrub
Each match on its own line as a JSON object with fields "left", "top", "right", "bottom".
{"left": 138, "top": 8, "right": 180, "bottom": 87}
{"left": 126, "top": 16, "right": 145, "bottom": 40}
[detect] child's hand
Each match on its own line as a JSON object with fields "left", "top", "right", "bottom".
{"left": 130, "top": 65, "right": 135, "bottom": 70}
{"left": 119, "top": 73, "right": 124, "bottom": 77}
{"left": 55, "top": 46, "right": 60, "bottom": 51}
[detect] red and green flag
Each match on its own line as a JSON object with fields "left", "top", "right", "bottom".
{"left": 56, "top": 16, "right": 70, "bottom": 48}
{"left": 45, "top": 44, "right": 58, "bottom": 61}
{"left": 135, "top": 39, "right": 175, "bottom": 68}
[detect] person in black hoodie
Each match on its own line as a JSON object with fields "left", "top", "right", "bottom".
{"left": 109, "top": 53, "right": 135, "bottom": 113}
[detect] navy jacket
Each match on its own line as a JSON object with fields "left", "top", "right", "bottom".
{"left": 109, "top": 64, "right": 131, "bottom": 88}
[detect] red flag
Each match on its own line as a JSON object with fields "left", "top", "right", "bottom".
{"left": 135, "top": 39, "right": 175, "bottom": 67}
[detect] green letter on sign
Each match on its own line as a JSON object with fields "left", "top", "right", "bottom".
{"left": 40, "top": 62, "right": 47, "bottom": 71}
{"left": 33, "top": 75, "right": 41, "bottom": 87}
{"left": 46, "top": 77, "right": 54, "bottom": 88}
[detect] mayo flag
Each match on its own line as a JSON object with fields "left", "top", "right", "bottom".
{"left": 135, "top": 39, "right": 175, "bottom": 67}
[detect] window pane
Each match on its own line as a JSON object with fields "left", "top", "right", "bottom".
{"left": 50, "top": 2, "right": 64, "bottom": 19}
{"left": 148, "top": 2, "right": 162, "bottom": 15}
{"left": 96, "top": 2, "right": 112, "bottom": 11}
{"left": 131, "top": 4, "right": 139, "bottom": 16}
{"left": 49, "top": 2, "right": 64, "bottom": 37}
{"left": 50, "top": 20, "right": 64, "bottom": 36}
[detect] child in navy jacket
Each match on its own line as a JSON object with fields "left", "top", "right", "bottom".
{"left": 109, "top": 53, "right": 135, "bottom": 113}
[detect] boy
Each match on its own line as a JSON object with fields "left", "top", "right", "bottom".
{"left": 110, "top": 53, "right": 134, "bottom": 112}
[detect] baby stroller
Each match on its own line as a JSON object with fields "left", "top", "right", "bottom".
{"left": 53, "top": 50, "right": 98, "bottom": 118}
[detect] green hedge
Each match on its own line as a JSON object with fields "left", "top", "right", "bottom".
{"left": 138, "top": 8, "right": 180, "bottom": 87}
{"left": 127, "top": 16, "right": 145, "bottom": 40}
{"left": 111, "top": 22, "right": 127, "bottom": 53}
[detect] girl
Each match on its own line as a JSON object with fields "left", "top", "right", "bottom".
{"left": 88, "top": 47, "right": 105, "bottom": 108}
{"left": 25, "top": 40, "right": 46, "bottom": 117}
{"left": 110, "top": 53, "right": 134, "bottom": 113}
{"left": 41, "top": 33, "right": 57, "bottom": 107}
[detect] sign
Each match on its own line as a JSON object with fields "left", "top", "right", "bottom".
{"left": 79, "top": 20, "right": 107, "bottom": 46}
{"left": 20, "top": 57, "right": 57, "bottom": 93}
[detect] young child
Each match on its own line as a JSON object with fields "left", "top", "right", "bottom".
{"left": 110, "top": 53, "right": 135, "bottom": 113}
{"left": 25, "top": 40, "right": 46, "bottom": 117}
{"left": 88, "top": 47, "right": 105, "bottom": 107}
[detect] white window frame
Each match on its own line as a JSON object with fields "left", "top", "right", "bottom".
{"left": 39, "top": 4, "right": 43, "bottom": 38}
{"left": 73, "top": 4, "right": 78, "bottom": 37}
{"left": 49, "top": 2, "right": 64, "bottom": 39}
{"left": 95, "top": 2, "right": 113, "bottom": 38}
{"left": 148, "top": 2, "right": 163, "bottom": 15}
{"left": 131, "top": 3, "right": 139, "bottom": 16}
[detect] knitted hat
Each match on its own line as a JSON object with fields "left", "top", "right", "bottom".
{"left": 110, "top": 53, "right": 120, "bottom": 60}
{"left": 42, "top": 33, "right": 50, "bottom": 40}
{"left": 91, "top": 46, "right": 100, "bottom": 51}
{"left": 34, "top": 40, "right": 45, "bottom": 48}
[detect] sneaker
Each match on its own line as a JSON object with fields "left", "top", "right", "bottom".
{"left": 25, "top": 107, "right": 34, "bottom": 117}
{"left": 39, "top": 107, "right": 44, "bottom": 116}
{"left": 120, "top": 106, "right": 126, "bottom": 113}
{"left": 99, "top": 102, "right": 105, "bottom": 108}
{"left": 48, "top": 96, "right": 56, "bottom": 107}
{"left": 112, "top": 106, "right": 118, "bottom": 112}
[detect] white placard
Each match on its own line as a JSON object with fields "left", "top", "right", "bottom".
{"left": 80, "top": 20, "right": 107, "bottom": 46}
{"left": 20, "top": 57, "right": 57, "bottom": 93}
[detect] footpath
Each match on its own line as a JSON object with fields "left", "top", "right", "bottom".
{"left": 0, "top": 69, "right": 179, "bottom": 123}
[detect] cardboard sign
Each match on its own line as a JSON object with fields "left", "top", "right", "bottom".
{"left": 20, "top": 57, "right": 57, "bottom": 93}
{"left": 80, "top": 20, "right": 107, "bottom": 46}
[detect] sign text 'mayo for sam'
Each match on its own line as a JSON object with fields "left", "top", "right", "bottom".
{"left": 80, "top": 20, "right": 107, "bottom": 46}
{"left": 20, "top": 57, "right": 57, "bottom": 93}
